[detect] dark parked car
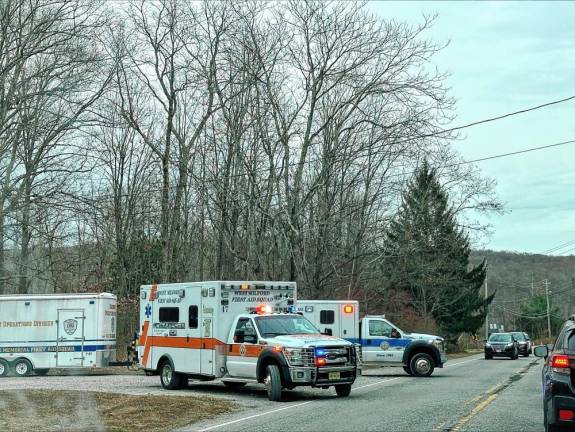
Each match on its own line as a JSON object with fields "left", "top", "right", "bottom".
{"left": 511, "top": 331, "right": 532, "bottom": 357}
{"left": 484, "top": 332, "right": 519, "bottom": 360}
{"left": 535, "top": 316, "right": 575, "bottom": 431}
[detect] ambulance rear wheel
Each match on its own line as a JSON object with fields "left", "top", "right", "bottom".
{"left": 160, "top": 360, "right": 183, "bottom": 390}
{"left": 14, "top": 358, "right": 32, "bottom": 377}
{"left": 403, "top": 366, "right": 413, "bottom": 376}
{"left": 0, "top": 359, "right": 9, "bottom": 377}
{"left": 264, "top": 364, "right": 282, "bottom": 401}
{"left": 335, "top": 384, "right": 352, "bottom": 397}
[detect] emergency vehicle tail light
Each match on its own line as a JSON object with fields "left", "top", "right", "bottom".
{"left": 343, "top": 305, "right": 354, "bottom": 314}
{"left": 559, "top": 410, "right": 575, "bottom": 421}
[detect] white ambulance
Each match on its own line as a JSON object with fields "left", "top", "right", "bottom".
{"left": 298, "top": 300, "right": 447, "bottom": 377}
{"left": 138, "top": 281, "right": 359, "bottom": 401}
{"left": 0, "top": 293, "right": 117, "bottom": 377}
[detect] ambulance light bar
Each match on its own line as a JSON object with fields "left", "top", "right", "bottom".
{"left": 256, "top": 304, "right": 272, "bottom": 314}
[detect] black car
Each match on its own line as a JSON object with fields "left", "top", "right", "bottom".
{"left": 535, "top": 316, "right": 575, "bottom": 431}
{"left": 511, "top": 331, "right": 532, "bottom": 357}
{"left": 484, "top": 332, "right": 519, "bottom": 360}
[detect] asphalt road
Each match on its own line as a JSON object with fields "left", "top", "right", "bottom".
{"left": 187, "top": 354, "right": 544, "bottom": 432}
{"left": 1, "top": 354, "right": 544, "bottom": 431}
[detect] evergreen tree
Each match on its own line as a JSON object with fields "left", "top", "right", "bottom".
{"left": 383, "top": 161, "right": 493, "bottom": 343}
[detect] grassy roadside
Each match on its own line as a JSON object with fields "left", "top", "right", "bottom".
{"left": 0, "top": 390, "right": 235, "bottom": 432}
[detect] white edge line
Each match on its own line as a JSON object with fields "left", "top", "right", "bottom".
{"left": 198, "top": 401, "right": 314, "bottom": 432}
{"left": 198, "top": 355, "right": 482, "bottom": 431}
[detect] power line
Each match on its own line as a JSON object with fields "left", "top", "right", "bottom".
{"left": 422, "top": 95, "right": 575, "bottom": 140}
{"left": 446, "top": 139, "right": 575, "bottom": 167}
{"left": 541, "top": 239, "right": 575, "bottom": 254}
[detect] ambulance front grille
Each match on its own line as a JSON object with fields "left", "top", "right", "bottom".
{"left": 317, "top": 346, "right": 352, "bottom": 366}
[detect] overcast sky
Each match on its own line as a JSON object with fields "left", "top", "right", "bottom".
{"left": 369, "top": 1, "right": 575, "bottom": 254}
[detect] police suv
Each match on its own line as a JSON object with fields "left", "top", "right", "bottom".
{"left": 298, "top": 300, "right": 447, "bottom": 377}
{"left": 138, "top": 282, "right": 359, "bottom": 401}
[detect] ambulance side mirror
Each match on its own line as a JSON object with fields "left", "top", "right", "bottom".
{"left": 322, "top": 328, "right": 333, "bottom": 336}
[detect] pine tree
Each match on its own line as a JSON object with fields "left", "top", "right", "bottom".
{"left": 383, "top": 161, "right": 493, "bottom": 343}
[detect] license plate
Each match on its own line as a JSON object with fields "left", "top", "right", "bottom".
{"left": 329, "top": 372, "right": 340, "bottom": 380}
{"left": 495, "top": 348, "right": 501, "bottom": 353}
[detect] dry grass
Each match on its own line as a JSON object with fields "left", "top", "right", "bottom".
{"left": 0, "top": 390, "right": 235, "bottom": 432}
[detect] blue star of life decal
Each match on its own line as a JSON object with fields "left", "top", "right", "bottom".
{"left": 145, "top": 304, "right": 152, "bottom": 319}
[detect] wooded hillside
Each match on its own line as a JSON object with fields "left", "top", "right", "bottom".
{"left": 471, "top": 250, "right": 575, "bottom": 336}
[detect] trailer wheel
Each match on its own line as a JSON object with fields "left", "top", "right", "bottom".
{"left": 159, "top": 360, "right": 183, "bottom": 390}
{"left": 14, "top": 358, "right": 32, "bottom": 377}
{"left": 409, "top": 353, "right": 434, "bottom": 377}
{"left": 335, "top": 384, "right": 352, "bottom": 397}
{"left": 0, "top": 359, "right": 9, "bottom": 377}
{"left": 264, "top": 364, "right": 282, "bottom": 401}
{"left": 35, "top": 369, "right": 50, "bottom": 376}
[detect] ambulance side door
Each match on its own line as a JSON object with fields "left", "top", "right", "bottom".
{"left": 226, "top": 318, "right": 259, "bottom": 378}
{"left": 316, "top": 306, "right": 339, "bottom": 337}
{"left": 185, "top": 304, "right": 202, "bottom": 374}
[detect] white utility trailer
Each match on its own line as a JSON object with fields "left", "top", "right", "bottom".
{"left": 0, "top": 293, "right": 117, "bottom": 377}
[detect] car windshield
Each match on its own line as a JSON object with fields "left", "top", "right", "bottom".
{"left": 489, "top": 333, "right": 512, "bottom": 343}
{"left": 512, "top": 332, "right": 525, "bottom": 341}
{"left": 255, "top": 315, "right": 320, "bottom": 337}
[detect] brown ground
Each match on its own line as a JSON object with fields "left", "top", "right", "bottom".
{"left": 0, "top": 389, "right": 235, "bottom": 432}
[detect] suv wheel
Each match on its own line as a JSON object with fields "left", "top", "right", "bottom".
{"left": 264, "top": 364, "right": 282, "bottom": 401}
{"left": 335, "top": 384, "right": 352, "bottom": 397}
{"left": 160, "top": 360, "right": 183, "bottom": 390}
{"left": 410, "top": 353, "right": 435, "bottom": 377}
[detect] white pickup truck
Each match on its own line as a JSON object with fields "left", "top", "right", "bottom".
{"left": 298, "top": 300, "right": 447, "bottom": 377}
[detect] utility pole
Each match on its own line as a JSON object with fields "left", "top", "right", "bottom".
{"left": 485, "top": 278, "right": 489, "bottom": 340}
{"left": 544, "top": 279, "right": 552, "bottom": 338}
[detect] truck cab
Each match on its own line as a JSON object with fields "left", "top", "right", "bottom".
{"left": 223, "top": 312, "right": 358, "bottom": 400}
{"left": 138, "top": 282, "right": 358, "bottom": 401}
{"left": 298, "top": 301, "right": 447, "bottom": 377}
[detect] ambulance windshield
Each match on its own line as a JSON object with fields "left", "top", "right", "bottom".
{"left": 255, "top": 315, "right": 320, "bottom": 337}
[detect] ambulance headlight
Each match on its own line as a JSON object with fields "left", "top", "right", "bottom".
{"left": 283, "top": 348, "right": 305, "bottom": 366}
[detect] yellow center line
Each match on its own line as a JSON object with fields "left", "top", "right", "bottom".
{"left": 450, "top": 393, "right": 498, "bottom": 431}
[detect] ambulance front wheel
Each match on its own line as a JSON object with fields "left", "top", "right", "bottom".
{"left": 160, "top": 359, "right": 184, "bottom": 390}
{"left": 0, "top": 359, "right": 9, "bottom": 377}
{"left": 264, "top": 364, "right": 282, "bottom": 401}
{"left": 335, "top": 384, "right": 352, "bottom": 397}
